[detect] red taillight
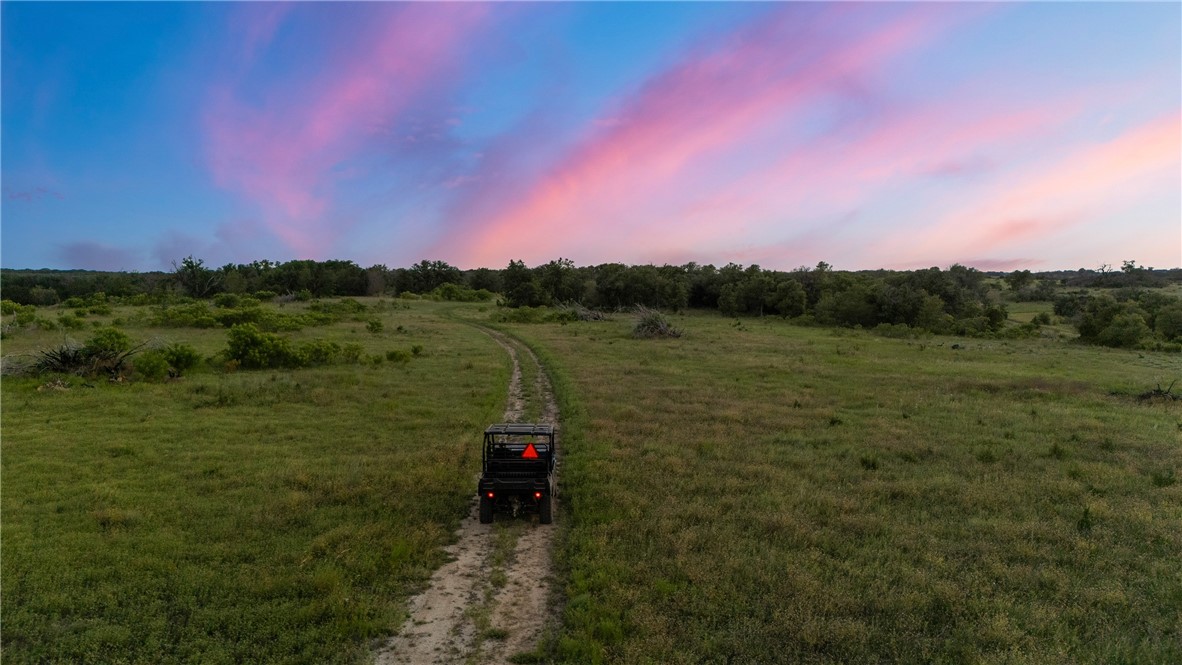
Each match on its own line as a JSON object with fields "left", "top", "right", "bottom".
{"left": 534, "top": 492, "right": 542, "bottom": 500}
{"left": 486, "top": 492, "right": 494, "bottom": 499}
{"left": 521, "top": 443, "right": 539, "bottom": 459}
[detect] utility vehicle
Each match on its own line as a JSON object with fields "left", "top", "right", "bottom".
{"left": 478, "top": 423, "right": 555, "bottom": 524}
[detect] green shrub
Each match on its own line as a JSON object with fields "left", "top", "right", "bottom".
{"left": 1, "top": 299, "right": 28, "bottom": 316}
{"left": 386, "top": 349, "right": 411, "bottom": 364}
{"left": 431, "top": 283, "right": 496, "bottom": 302}
{"left": 366, "top": 319, "right": 384, "bottom": 334}
{"left": 32, "top": 327, "right": 138, "bottom": 376}
{"left": 225, "top": 324, "right": 303, "bottom": 369}
{"left": 1032, "top": 312, "right": 1053, "bottom": 326}
{"left": 34, "top": 317, "right": 59, "bottom": 331}
{"left": 411, "top": 344, "right": 423, "bottom": 357}
{"left": 57, "top": 313, "right": 87, "bottom": 330}
{"left": 162, "top": 343, "right": 201, "bottom": 376}
{"left": 213, "top": 293, "right": 241, "bottom": 308}
{"left": 295, "top": 289, "right": 314, "bottom": 302}
{"left": 299, "top": 339, "right": 341, "bottom": 366}
{"left": 253, "top": 290, "right": 277, "bottom": 301}
{"left": 134, "top": 351, "right": 170, "bottom": 381}
{"left": 150, "top": 302, "right": 219, "bottom": 328}
{"left": 85, "top": 328, "right": 133, "bottom": 356}
{"left": 341, "top": 343, "right": 364, "bottom": 364}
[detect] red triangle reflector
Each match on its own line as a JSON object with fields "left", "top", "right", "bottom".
{"left": 521, "top": 443, "right": 539, "bottom": 459}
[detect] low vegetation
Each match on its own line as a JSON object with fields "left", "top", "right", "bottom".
{"left": 3, "top": 267, "right": 1181, "bottom": 664}
{"left": 499, "top": 310, "right": 1182, "bottom": 664}
{"left": 2, "top": 300, "right": 509, "bottom": 664}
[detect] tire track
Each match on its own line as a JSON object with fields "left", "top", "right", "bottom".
{"left": 376, "top": 327, "right": 558, "bottom": 665}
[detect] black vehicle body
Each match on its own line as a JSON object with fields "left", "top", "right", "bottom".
{"left": 477, "top": 423, "right": 555, "bottom": 524}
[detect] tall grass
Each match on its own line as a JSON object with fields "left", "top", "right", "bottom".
{"left": 2, "top": 300, "right": 511, "bottom": 664}
{"left": 505, "top": 312, "right": 1182, "bottom": 664}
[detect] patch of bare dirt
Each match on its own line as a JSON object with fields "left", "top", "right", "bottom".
{"left": 376, "top": 327, "right": 558, "bottom": 665}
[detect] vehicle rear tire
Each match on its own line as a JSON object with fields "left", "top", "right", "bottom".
{"left": 539, "top": 493, "right": 553, "bottom": 524}
{"left": 479, "top": 496, "right": 493, "bottom": 524}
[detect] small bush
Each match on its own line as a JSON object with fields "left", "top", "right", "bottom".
{"left": 366, "top": 319, "right": 384, "bottom": 334}
{"left": 34, "top": 317, "right": 59, "bottom": 331}
{"left": 411, "top": 344, "right": 423, "bottom": 357}
{"left": 2, "top": 299, "right": 30, "bottom": 316}
{"left": 162, "top": 343, "right": 201, "bottom": 377}
{"left": 33, "top": 328, "right": 138, "bottom": 377}
{"left": 341, "top": 343, "right": 364, "bottom": 364}
{"left": 632, "top": 306, "right": 682, "bottom": 339}
{"left": 254, "top": 290, "right": 277, "bottom": 301}
{"left": 300, "top": 339, "right": 342, "bottom": 366}
{"left": 213, "top": 293, "right": 241, "bottom": 308}
{"left": 386, "top": 349, "right": 411, "bottom": 364}
{"left": 134, "top": 351, "right": 170, "bottom": 381}
{"left": 225, "top": 324, "right": 303, "bottom": 369}
{"left": 86, "top": 328, "right": 133, "bottom": 357}
{"left": 57, "top": 313, "right": 87, "bottom": 330}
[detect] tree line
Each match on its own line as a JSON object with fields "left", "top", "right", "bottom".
{"left": 3, "top": 257, "right": 1180, "bottom": 348}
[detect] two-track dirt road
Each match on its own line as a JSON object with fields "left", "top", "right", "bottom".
{"left": 376, "top": 328, "right": 559, "bottom": 664}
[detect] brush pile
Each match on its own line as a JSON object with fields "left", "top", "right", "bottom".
{"left": 632, "top": 306, "right": 682, "bottom": 339}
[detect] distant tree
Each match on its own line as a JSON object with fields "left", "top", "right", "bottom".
{"left": 1154, "top": 304, "right": 1182, "bottom": 341}
{"left": 766, "top": 279, "right": 806, "bottom": 318}
{"left": 503, "top": 260, "right": 548, "bottom": 307}
{"left": 1004, "top": 269, "right": 1034, "bottom": 292}
{"left": 466, "top": 267, "right": 503, "bottom": 294}
{"left": 538, "top": 258, "right": 581, "bottom": 303}
{"left": 365, "top": 265, "right": 390, "bottom": 296}
{"left": 172, "top": 256, "right": 221, "bottom": 298}
{"left": 404, "top": 260, "right": 462, "bottom": 294}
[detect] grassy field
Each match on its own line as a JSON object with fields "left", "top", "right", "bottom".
{"left": 494, "top": 311, "right": 1182, "bottom": 664}
{"left": 2, "top": 300, "right": 509, "bottom": 663}
{"left": 4, "top": 299, "right": 1181, "bottom": 663}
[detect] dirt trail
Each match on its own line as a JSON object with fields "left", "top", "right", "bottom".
{"left": 376, "top": 328, "right": 558, "bottom": 665}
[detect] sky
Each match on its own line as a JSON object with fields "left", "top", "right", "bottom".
{"left": 2, "top": 1, "right": 1179, "bottom": 273}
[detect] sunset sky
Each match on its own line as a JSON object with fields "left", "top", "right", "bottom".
{"left": 3, "top": 2, "right": 1179, "bottom": 273}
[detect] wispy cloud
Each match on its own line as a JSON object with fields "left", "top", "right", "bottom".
{"left": 4, "top": 186, "right": 64, "bottom": 202}
{"left": 438, "top": 4, "right": 986, "bottom": 268}
{"left": 892, "top": 111, "right": 1182, "bottom": 266}
{"left": 203, "top": 3, "right": 492, "bottom": 258}
{"left": 57, "top": 241, "right": 138, "bottom": 271}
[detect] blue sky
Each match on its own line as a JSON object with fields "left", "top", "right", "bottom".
{"left": 3, "top": 2, "right": 1179, "bottom": 272}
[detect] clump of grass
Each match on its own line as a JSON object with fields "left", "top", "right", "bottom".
{"left": 632, "top": 306, "right": 682, "bottom": 339}
{"left": 1150, "top": 469, "right": 1176, "bottom": 487}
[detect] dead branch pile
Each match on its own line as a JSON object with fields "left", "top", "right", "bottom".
{"left": 632, "top": 306, "right": 683, "bottom": 339}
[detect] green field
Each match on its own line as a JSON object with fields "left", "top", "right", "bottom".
{"left": 4, "top": 299, "right": 1180, "bottom": 663}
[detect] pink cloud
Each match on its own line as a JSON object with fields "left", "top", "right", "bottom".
{"left": 894, "top": 111, "right": 1181, "bottom": 265}
{"left": 439, "top": 4, "right": 986, "bottom": 268}
{"left": 204, "top": 4, "right": 491, "bottom": 258}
